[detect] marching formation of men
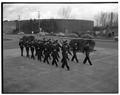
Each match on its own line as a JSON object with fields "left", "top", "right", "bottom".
{"left": 19, "top": 36, "right": 93, "bottom": 71}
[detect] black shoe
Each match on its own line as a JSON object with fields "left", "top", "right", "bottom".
{"left": 61, "top": 66, "right": 64, "bottom": 68}
{"left": 67, "top": 68, "right": 70, "bottom": 71}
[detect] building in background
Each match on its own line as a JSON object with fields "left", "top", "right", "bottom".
{"left": 3, "top": 19, "right": 94, "bottom": 34}
{"left": 55, "top": 19, "right": 93, "bottom": 33}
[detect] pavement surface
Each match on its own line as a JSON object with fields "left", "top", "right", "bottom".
{"left": 3, "top": 46, "right": 118, "bottom": 93}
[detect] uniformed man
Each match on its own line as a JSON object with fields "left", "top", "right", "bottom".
{"left": 71, "top": 42, "right": 78, "bottom": 63}
{"left": 62, "top": 40, "right": 72, "bottom": 56}
{"left": 83, "top": 45, "right": 92, "bottom": 65}
{"left": 25, "top": 41, "right": 30, "bottom": 58}
{"left": 30, "top": 41, "right": 35, "bottom": 59}
{"left": 52, "top": 40, "right": 61, "bottom": 62}
{"left": 55, "top": 40, "right": 61, "bottom": 53}
{"left": 34, "top": 39, "right": 38, "bottom": 56}
{"left": 43, "top": 43, "right": 50, "bottom": 64}
{"left": 51, "top": 48, "right": 58, "bottom": 67}
{"left": 37, "top": 41, "right": 44, "bottom": 61}
{"left": 19, "top": 39, "right": 24, "bottom": 56}
{"left": 61, "top": 49, "right": 70, "bottom": 71}
{"left": 61, "top": 43, "right": 71, "bottom": 71}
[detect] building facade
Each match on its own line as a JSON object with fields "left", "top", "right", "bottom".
{"left": 3, "top": 19, "right": 94, "bottom": 34}
{"left": 55, "top": 19, "right": 94, "bottom": 33}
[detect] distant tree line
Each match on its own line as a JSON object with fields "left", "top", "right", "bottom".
{"left": 13, "top": 19, "right": 58, "bottom": 34}
{"left": 94, "top": 12, "right": 118, "bottom": 27}
{"left": 93, "top": 12, "right": 118, "bottom": 32}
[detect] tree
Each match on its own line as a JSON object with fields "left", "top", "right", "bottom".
{"left": 58, "top": 6, "right": 72, "bottom": 19}
{"left": 94, "top": 12, "right": 118, "bottom": 27}
{"left": 57, "top": 6, "right": 74, "bottom": 33}
{"left": 112, "top": 12, "right": 118, "bottom": 27}
{"left": 94, "top": 13, "right": 101, "bottom": 26}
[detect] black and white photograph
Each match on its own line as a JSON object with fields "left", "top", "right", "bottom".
{"left": 2, "top": 2, "right": 118, "bottom": 93}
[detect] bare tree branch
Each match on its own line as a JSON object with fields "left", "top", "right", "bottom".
{"left": 94, "top": 12, "right": 118, "bottom": 27}
{"left": 58, "top": 6, "right": 72, "bottom": 19}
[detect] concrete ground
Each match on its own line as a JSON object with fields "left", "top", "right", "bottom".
{"left": 3, "top": 46, "right": 118, "bottom": 93}
{"left": 2, "top": 34, "right": 118, "bottom": 93}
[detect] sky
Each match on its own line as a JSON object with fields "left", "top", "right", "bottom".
{"left": 3, "top": 3, "right": 118, "bottom": 21}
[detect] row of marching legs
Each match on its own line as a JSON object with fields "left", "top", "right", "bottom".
{"left": 20, "top": 46, "right": 92, "bottom": 71}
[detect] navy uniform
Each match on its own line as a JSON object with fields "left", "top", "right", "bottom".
{"left": 61, "top": 50, "right": 70, "bottom": 71}
{"left": 19, "top": 39, "right": 24, "bottom": 56}
{"left": 83, "top": 45, "right": 92, "bottom": 65}
{"left": 56, "top": 47, "right": 60, "bottom": 62}
{"left": 47, "top": 41, "right": 53, "bottom": 60}
{"left": 30, "top": 41, "right": 35, "bottom": 59}
{"left": 37, "top": 42, "right": 44, "bottom": 61}
{"left": 51, "top": 48, "right": 58, "bottom": 67}
{"left": 55, "top": 41, "right": 61, "bottom": 53}
{"left": 43, "top": 44, "right": 50, "bottom": 64}
{"left": 61, "top": 44, "right": 70, "bottom": 71}
{"left": 25, "top": 41, "right": 30, "bottom": 58}
{"left": 71, "top": 42, "right": 78, "bottom": 63}
{"left": 62, "top": 41, "right": 72, "bottom": 56}
{"left": 52, "top": 43, "right": 60, "bottom": 62}
{"left": 34, "top": 40, "right": 38, "bottom": 56}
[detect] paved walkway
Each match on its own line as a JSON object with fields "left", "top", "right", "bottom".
{"left": 3, "top": 47, "right": 118, "bottom": 93}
